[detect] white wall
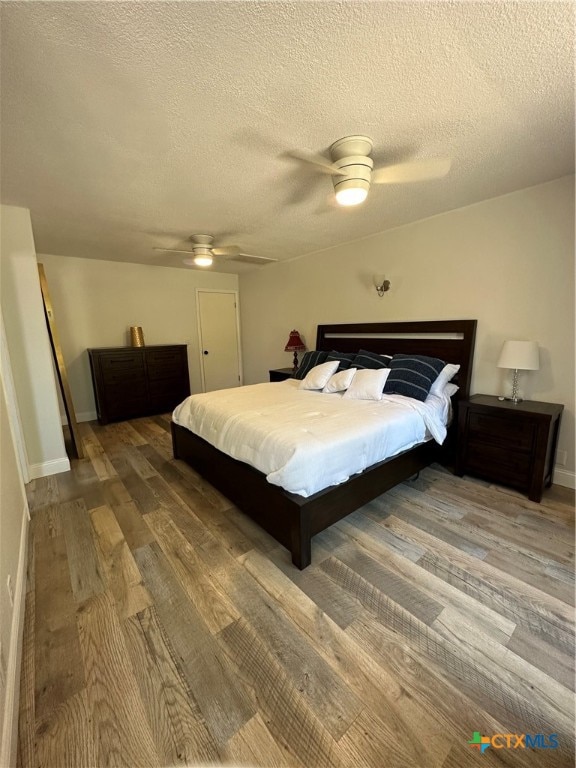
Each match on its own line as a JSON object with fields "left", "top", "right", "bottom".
{"left": 38, "top": 255, "right": 238, "bottom": 420}
{"left": 240, "top": 176, "right": 575, "bottom": 485}
{"left": 0, "top": 205, "right": 69, "bottom": 477}
{"left": 0, "top": 317, "right": 29, "bottom": 768}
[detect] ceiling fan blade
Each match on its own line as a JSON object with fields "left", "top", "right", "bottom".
{"left": 286, "top": 150, "right": 347, "bottom": 176}
{"left": 211, "top": 245, "right": 241, "bottom": 257}
{"left": 372, "top": 158, "right": 452, "bottom": 185}
{"left": 153, "top": 247, "right": 196, "bottom": 255}
{"left": 231, "top": 253, "right": 277, "bottom": 265}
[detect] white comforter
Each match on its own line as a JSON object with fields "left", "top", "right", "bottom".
{"left": 173, "top": 379, "right": 450, "bottom": 497}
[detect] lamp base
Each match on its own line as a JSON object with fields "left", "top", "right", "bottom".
{"left": 502, "top": 396, "right": 523, "bottom": 404}
{"left": 504, "top": 368, "right": 522, "bottom": 404}
{"left": 292, "top": 351, "right": 299, "bottom": 372}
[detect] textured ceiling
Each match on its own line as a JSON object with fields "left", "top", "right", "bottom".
{"left": 1, "top": 1, "right": 574, "bottom": 274}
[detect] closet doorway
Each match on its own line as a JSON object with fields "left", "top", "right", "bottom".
{"left": 196, "top": 290, "right": 242, "bottom": 392}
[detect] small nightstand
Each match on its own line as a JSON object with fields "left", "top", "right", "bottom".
{"left": 455, "top": 394, "right": 563, "bottom": 502}
{"left": 269, "top": 367, "right": 295, "bottom": 382}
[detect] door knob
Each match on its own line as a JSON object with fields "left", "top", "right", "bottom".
{"left": 203, "top": 350, "right": 209, "bottom": 355}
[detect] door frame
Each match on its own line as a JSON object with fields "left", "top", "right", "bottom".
{"left": 195, "top": 288, "right": 243, "bottom": 393}
{"left": 1, "top": 309, "right": 30, "bottom": 483}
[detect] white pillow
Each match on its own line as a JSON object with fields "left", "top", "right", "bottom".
{"left": 322, "top": 367, "right": 357, "bottom": 393}
{"left": 299, "top": 360, "right": 340, "bottom": 390}
{"left": 429, "top": 363, "right": 460, "bottom": 397}
{"left": 343, "top": 368, "right": 390, "bottom": 401}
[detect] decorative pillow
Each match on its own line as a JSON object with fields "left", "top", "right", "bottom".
{"left": 429, "top": 363, "right": 460, "bottom": 397}
{"left": 325, "top": 351, "right": 357, "bottom": 371}
{"left": 298, "top": 360, "right": 340, "bottom": 390}
{"left": 322, "top": 367, "right": 357, "bottom": 393}
{"left": 384, "top": 354, "right": 446, "bottom": 402}
{"left": 352, "top": 349, "right": 391, "bottom": 370}
{"left": 343, "top": 368, "right": 390, "bottom": 401}
{"left": 293, "top": 350, "right": 328, "bottom": 380}
{"left": 425, "top": 384, "right": 459, "bottom": 433}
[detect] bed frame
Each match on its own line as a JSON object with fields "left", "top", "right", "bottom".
{"left": 172, "top": 319, "right": 477, "bottom": 568}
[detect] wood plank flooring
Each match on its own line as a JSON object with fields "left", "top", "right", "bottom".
{"left": 18, "top": 414, "right": 575, "bottom": 768}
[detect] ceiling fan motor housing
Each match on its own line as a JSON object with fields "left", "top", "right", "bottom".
{"left": 329, "top": 135, "right": 373, "bottom": 160}
{"left": 330, "top": 135, "right": 374, "bottom": 204}
{"left": 331, "top": 155, "right": 373, "bottom": 197}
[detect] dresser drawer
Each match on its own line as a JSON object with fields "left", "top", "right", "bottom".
{"left": 146, "top": 347, "right": 187, "bottom": 381}
{"left": 104, "top": 394, "right": 149, "bottom": 422}
{"left": 148, "top": 378, "right": 189, "bottom": 411}
{"left": 98, "top": 350, "right": 144, "bottom": 373}
{"left": 467, "top": 412, "right": 535, "bottom": 451}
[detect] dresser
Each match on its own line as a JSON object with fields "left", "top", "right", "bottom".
{"left": 88, "top": 345, "right": 190, "bottom": 424}
{"left": 455, "top": 394, "right": 563, "bottom": 502}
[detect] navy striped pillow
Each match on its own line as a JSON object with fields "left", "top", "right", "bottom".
{"left": 352, "top": 349, "right": 391, "bottom": 370}
{"left": 293, "top": 350, "right": 328, "bottom": 380}
{"left": 384, "top": 354, "right": 445, "bottom": 401}
{"left": 325, "top": 351, "right": 356, "bottom": 371}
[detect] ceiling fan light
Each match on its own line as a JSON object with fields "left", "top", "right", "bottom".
{"left": 335, "top": 183, "right": 369, "bottom": 206}
{"left": 193, "top": 255, "right": 213, "bottom": 267}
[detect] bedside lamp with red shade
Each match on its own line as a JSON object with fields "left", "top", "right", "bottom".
{"left": 284, "top": 330, "right": 306, "bottom": 372}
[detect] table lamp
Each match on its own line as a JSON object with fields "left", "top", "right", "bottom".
{"left": 497, "top": 340, "right": 539, "bottom": 403}
{"left": 284, "top": 330, "right": 306, "bottom": 372}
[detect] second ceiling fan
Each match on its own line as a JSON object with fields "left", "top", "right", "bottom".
{"left": 154, "top": 234, "right": 276, "bottom": 267}
{"left": 291, "top": 135, "right": 451, "bottom": 206}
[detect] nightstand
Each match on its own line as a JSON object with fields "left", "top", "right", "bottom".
{"left": 269, "top": 367, "right": 295, "bottom": 382}
{"left": 455, "top": 395, "right": 563, "bottom": 502}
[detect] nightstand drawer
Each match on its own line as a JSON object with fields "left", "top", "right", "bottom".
{"left": 468, "top": 412, "right": 535, "bottom": 451}
{"left": 466, "top": 442, "right": 531, "bottom": 487}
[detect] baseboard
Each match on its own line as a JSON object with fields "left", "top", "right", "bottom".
{"left": 553, "top": 466, "right": 576, "bottom": 490}
{"left": 60, "top": 410, "right": 97, "bottom": 425}
{"left": 77, "top": 410, "right": 97, "bottom": 423}
{"left": 0, "top": 507, "right": 29, "bottom": 768}
{"left": 28, "top": 456, "right": 70, "bottom": 479}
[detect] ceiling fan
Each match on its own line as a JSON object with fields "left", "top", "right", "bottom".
{"left": 290, "top": 135, "right": 451, "bottom": 206}
{"left": 153, "top": 234, "right": 276, "bottom": 267}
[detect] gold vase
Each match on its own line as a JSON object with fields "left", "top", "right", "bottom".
{"left": 130, "top": 326, "right": 145, "bottom": 347}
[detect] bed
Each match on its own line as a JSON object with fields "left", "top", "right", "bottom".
{"left": 171, "top": 319, "right": 477, "bottom": 568}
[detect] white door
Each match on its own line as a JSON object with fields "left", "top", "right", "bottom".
{"left": 197, "top": 290, "right": 242, "bottom": 392}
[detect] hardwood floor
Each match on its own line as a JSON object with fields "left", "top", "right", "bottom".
{"left": 18, "top": 415, "right": 575, "bottom": 768}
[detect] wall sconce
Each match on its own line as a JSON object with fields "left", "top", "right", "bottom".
{"left": 373, "top": 274, "right": 391, "bottom": 297}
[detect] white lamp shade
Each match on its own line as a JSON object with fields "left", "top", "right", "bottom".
{"left": 497, "top": 340, "right": 540, "bottom": 371}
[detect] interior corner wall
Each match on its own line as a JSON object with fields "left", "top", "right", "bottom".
{"left": 239, "top": 176, "right": 575, "bottom": 482}
{"left": 38, "top": 254, "right": 239, "bottom": 420}
{"left": 0, "top": 204, "right": 69, "bottom": 477}
{"left": 0, "top": 358, "right": 29, "bottom": 768}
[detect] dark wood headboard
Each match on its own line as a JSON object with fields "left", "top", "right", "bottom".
{"left": 316, "top": 319, "right": 477, "bottom": 399}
